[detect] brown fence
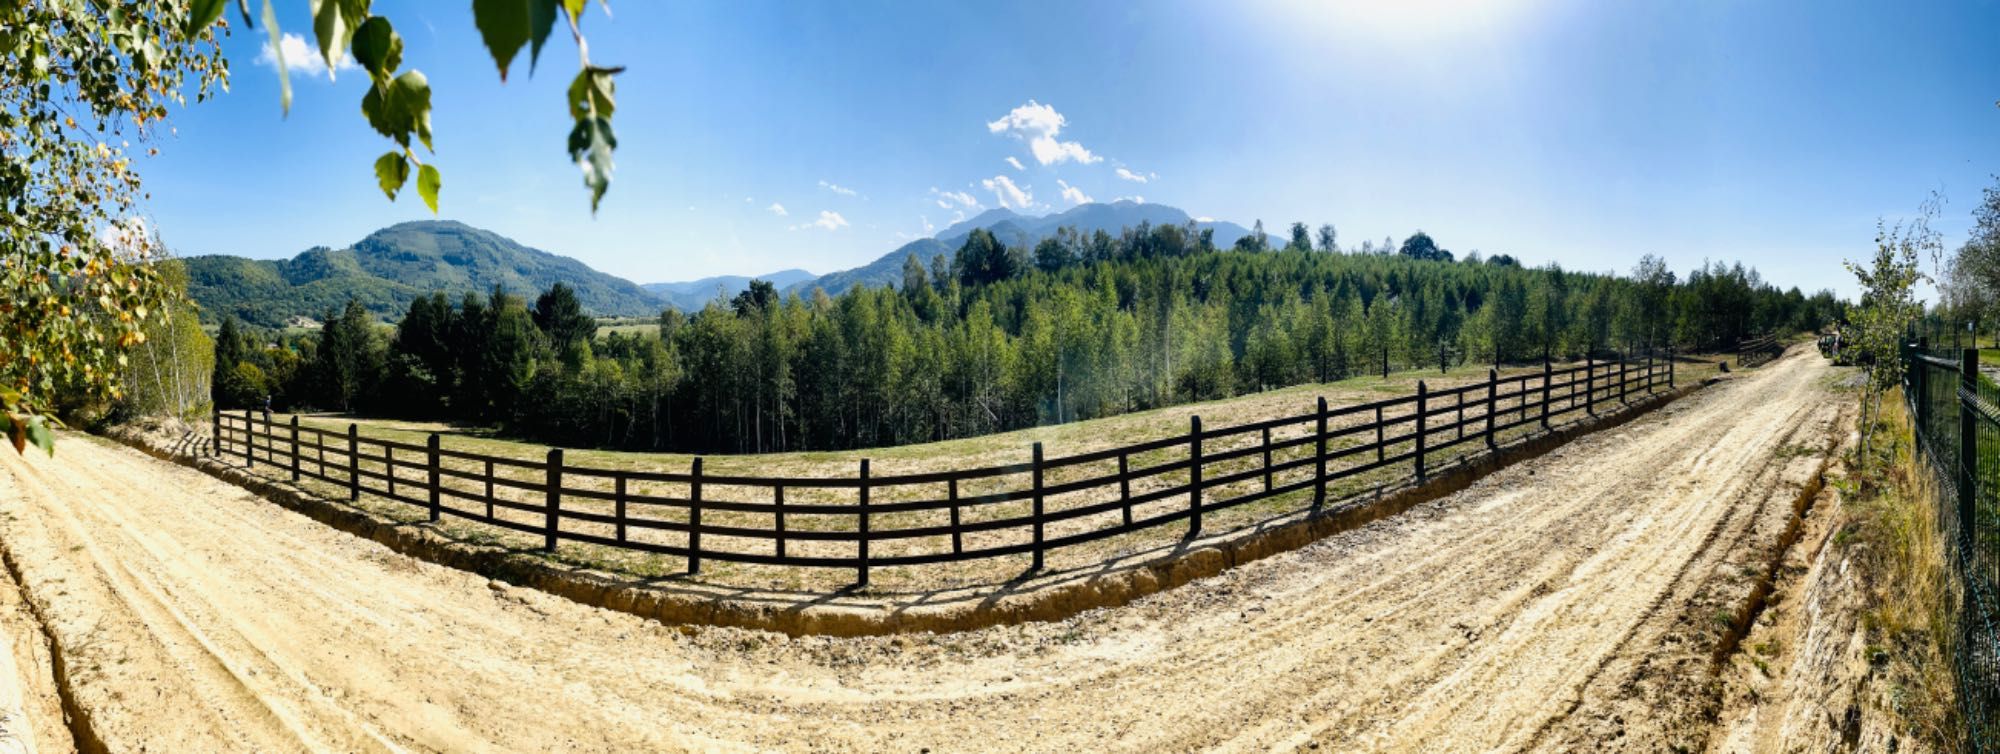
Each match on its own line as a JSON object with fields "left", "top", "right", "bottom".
{"left": 211, "top": 353, "right": 1674, "bottom": 585}
{"left": 1739, "top": 333, "right": 1783, "bottom": 368}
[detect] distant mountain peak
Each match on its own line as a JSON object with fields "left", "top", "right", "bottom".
{"left": 183, "top": 221, "right": 665, "bottom": 327}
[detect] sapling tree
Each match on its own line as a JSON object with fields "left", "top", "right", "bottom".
{"left": 2, "top": 0, "right": 624, "bottom": 454}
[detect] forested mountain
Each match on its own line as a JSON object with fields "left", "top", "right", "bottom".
{"left": 214, "top": 222, "right": 1844, "bottom": 456}
{"left": 643, "top": 269, "right": 816, "bottom": 312}
{"left": 184, "top": 221, "right": 666, "bottom": 327}
{"left": 788, "top": 201, "right": 1260, "bottom": 296}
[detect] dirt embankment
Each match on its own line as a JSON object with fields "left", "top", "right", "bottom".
{"left": 0, "top": 349, "right": 1844, "bottom": 752}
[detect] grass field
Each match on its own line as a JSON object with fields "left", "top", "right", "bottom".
{"left": 239, "top": 354, "right": 1725, "bottom": 594}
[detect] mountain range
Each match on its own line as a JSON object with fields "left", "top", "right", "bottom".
{"left": 183, "top": 202, "right": 1262, "bottom": 327}
{"left": 786, "top": 201, "right": 1260, "bottom": 297}
{"left": 184, "top": 221, "right": 666, "bottom": 327}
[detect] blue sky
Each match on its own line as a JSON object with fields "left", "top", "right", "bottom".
{"left": 137, "top": 0, "right": 2000, "bottom": 298}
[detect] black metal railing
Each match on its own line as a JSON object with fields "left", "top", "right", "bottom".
{"left": 1902, "top": 340, "right": 2000, "bottom": 751}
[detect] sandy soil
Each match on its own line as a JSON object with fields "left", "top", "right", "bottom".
{"left": 0, "top": 349, "right": 1842, "bottom": 752}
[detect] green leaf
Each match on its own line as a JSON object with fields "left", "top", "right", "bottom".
{"left": 566, "top": 67, "right": 615, "bottom": 120}
{"left": 350, "top": 16, "right": 402, "bottom": 83}
{"left": 397, "top": 70, "right": 434, "bottom": 151}
{"left": 416, "top": 163, "right": 441, "bottom": 214}
{"left": 562, "top": 0, "right": 587, "bottom": 23}
{"left": 373, "top": 151, "right": 408, "bottom": 200}
{"left": 261, "top": 0, "right": 291, "bottom": 114}
{"left": 359, "top": 70, "right": 432, "bottom": 150}
{"left": 529, "top": 0, "right": 560, "bottom": 74}
{"left": 472, "top": 0, "right": 531, "bottom": 81}
{"left": 310, "top": 0, "right": 367, "bottom": 81}
{"left": 566, "top": 115, "right": 616, "bottom": 212}
{"left": 185, "top": 0, "right": 227, "bottom": 38}
{"left": 24, "top": 415, "right": 53, "bottom": 457}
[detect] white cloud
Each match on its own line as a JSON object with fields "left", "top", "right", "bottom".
{"left": 1056, "top": 179, "right": 1092, "bottom": 206}
{"left": 1115, "top": 167, "right": 1153, "bottom": 184}
{"left": 767, "top": 202, "right": 788, "bottom": 216}
{"left": 257, "top": 32, "right": 358, "bottom": 78}
{"left": 981, "top": 175, "right": 1032, "bottom": 209}
{"left": 1195, "top": 216, "right": 1215, "bottom": 222}
{"left": 96, "top": 217, "right": 150, "bottom": 255}
{"left": 818, "top": 180, "right": 858, "bottom": 197}
{"left": 986, "top": 100, "right": 1102, "bottom": 166}
{"left": 810, "top": 210, "right": 849, "bottom": 230}
{"left": 1114, "top": 195, "right": 1146, "bottom": 204}
{"left": 928, "top": 187, "right": 980, "bottom": 209}
{"left": 1005, "top": 156, "right": 1025, "bottom": 171}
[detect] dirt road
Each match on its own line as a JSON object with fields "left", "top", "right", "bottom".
{"left": 0, "top": 349, "right": 1846, "bottom": 752}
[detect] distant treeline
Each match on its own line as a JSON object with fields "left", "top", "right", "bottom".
{"left": 210, "top": 225, "right": 1843, "bottom": 453}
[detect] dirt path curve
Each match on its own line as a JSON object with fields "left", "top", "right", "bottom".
{"left": 0, "top": 349, "right": 1844, "bottom": 753}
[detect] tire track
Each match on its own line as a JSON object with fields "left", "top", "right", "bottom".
{"left": 0, "top": 350, "right": 1842, "bottom": 752}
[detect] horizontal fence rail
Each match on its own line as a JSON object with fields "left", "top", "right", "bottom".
{"left": 209, "top": 353, "right": 1677, "bottom": 586}
{"left": 1901, "top": 340, "right": 2000, "bottom": 751}
{"left": 1739, "top": 332, "right": 1783, "bottom": 368}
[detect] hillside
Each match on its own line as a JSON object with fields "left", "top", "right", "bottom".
{"left": 185, "top": 221, "right": 666, "bottom": 327}
{"left": 787, "top": 201, "right": 1262, "bottom": 296}
{"left": 642, "top": 269, "right": 816, "bottom": 311}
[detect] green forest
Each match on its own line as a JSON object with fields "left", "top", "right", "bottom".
{"left": 209, "top": 225, "right": 1843, "bottom": 453}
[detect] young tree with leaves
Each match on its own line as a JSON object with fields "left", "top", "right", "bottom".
{"left": 1847, "top": 199, "right": 1938, "bottom": 453}
{"left": 4, "top": 0, "right": 629, "bottom": 454}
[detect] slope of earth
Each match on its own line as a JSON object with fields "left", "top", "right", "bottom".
{"left": 0, "top": 349, "right": 1841, "bottom": 752}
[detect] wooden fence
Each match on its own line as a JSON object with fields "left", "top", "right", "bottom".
{"left": 211, "top": 354, "right": 1674, "bottom": 585}
{"left": 1739, "top": 333, "right": 1784, "bottom": 368}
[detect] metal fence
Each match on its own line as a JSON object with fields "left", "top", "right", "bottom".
{"left": 211, "top": 354, "right": 1675, "bottom": 586}
{"left": 1902, "top": 341, "right": 2000, "bottom": 750}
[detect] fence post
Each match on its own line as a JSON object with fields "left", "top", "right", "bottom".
{"left": 1486, "top": 369, "right": 1498, "bottom": 448}
{"left": 1118, "top": 453, "right": 1133, "bottom": 526}
{"left": 1542, "top": 360, "right": 1552, "bottom": 429}
{"left": 775, "top": 485, "right": 788, "bottom": 557}
{"left": 544, "top": 448, "right": 562, "bottom": 553}
{"left": 1031, "top": 442, "right": 1046, "bottom": 572}
{"left": 347, "top": 423, "right": 360, "bottom": 501}
{"left": 1261, "top": 426, "right": 1274, "bottom": 491}
{"left": 1585, "top": 355, "right": 1596, "bottom": 416}
{"left": 1917, "top": 337, "right": 1930, "bottom": 438}
{"left": 1667, "top": 346, "right": 1675, "bottom": 388}
{"left": 244, "top": 409, "right": 256, "bottom": 468}
{"left": 1188, "top": 415, "right": 1204, "bottom": 537}
{"left": 1415, "top": 381, "right": 1429, "bottom": 478}
{"left": 947, "top": 479, "right": 961, "bottom": 553}
{"left": 211, "top": 404, "right": 221, "bottom": 457}
{"left": 615, "top": 474, "right": 628, "bottom": 543}
{"left": 688, "top": 457, "right": 703, "bottom": 575}
{"left": 483, "top": 459, "right": 494, "bottom": 520}
{"left": 1960, "top": 348, "right": 1978, "bottom": 552}
{"left": 1314, "top": 396, "right": 1329, "bottom": 507}
{"left": 290, "top": 415, "right": 301, "bottom": 482}
{"left": 426, "top": 433, "right": 440, "bottom": 523}
{"left": 857, "top": 458, "right": 871, "bottom": 588}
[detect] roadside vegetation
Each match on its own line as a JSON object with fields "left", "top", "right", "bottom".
{"left": 1835, "top": 389, "right": 1962, "bottom": 748}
